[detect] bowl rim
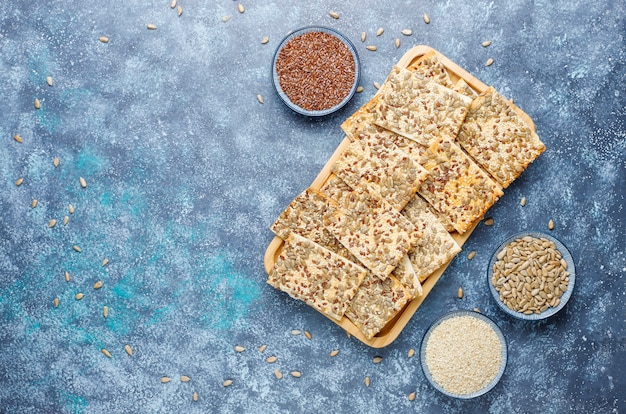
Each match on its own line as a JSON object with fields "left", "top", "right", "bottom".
{"left": 420, "top": 310, "right": 508, "bottom": 399}
{"left": 487, "top": 231, "right": 576, "bottom": 320}
{"left": 271, "top": 26, "right": 361, "bottom": 117}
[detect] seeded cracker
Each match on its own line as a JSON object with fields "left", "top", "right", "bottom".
{"left": 319, "top": 174, "right": 353, "bottom": 206}
{"left": 453, "top": 78, "right": 478, "bottom": 99}
{"left": 345, "top": 272, "right": 411, "bottom": 339}
{"left": 270, "top": 188, "right": 353, "bottom": 260}
{"left": 324, "top": 183, "right": 422, "bottom": 279}
{"left": 418, "top": 138, "right": 503, "bottom": 234}
{"left": 407, "top": 51, "right": 456, "bottom": 90}
{"left": 456, "top": 87, "right": 546, "bottom": 188}
{"left": 373, "top": 66, "right": 472, "bottom": 146}
{"left": 401, "top": 196, "right": 461, "bottom": 281}
{"left": 268, "top": 234, "right": 367, "bottom": 321}
{"left": 331, "top": 139, "right": 428, "bottom": 211}
{"left": 391, "top": 253, "right": 423, "bottom": 298}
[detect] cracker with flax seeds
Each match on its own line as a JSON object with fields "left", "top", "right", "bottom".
{"left": 418, "top": 138, "right": 503, "bottom": 234}
{"left": 267, "top": 233, "right": 367, "bottom": 321}
{"left": 345, "top": 272, "right": 412, "bottom": 339}
{"left": 373, "top": 66, "right": 472, "bottom": 147}
{"left": 401, "top": 195, "right": 461, "bottom": 281}
{"left": 456, "top": 87, "right": 546, "bottom": 188}
{"left": 407, "top": 50, "right": 456, "bottom": 90}
{"left": 323, "top": 183, "right": 422, "bottom": 279}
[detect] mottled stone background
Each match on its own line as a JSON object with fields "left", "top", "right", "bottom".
{"left": 0, "top": 1, "right": 624, "bottom": 413}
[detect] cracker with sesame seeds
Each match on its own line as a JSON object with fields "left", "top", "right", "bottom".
{"left": 401, "top": 196, "right": 462, "bottom": 281}
{"left": 345, "top": 272, "right": 411, "bottom": 339}
{"left": 456, "top": 87, "right": 546, "bottom": 188}
{"left": 324, "top": 183, "right": 422, "bottom": 278}
{"left": 373, "top": 66, "right": 472, "bottom": 146}
{"left": 331, "top": 138, "right": 428, "bottom": 211}
{"left": 418, "top": 138, "right": 504, "bottom": 234}
{"left": 268, "top": 233, "right": 367, "bottom": 321}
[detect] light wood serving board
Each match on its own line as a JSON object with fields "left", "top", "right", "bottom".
{"left": 264, "top": 45, "right": 536, "bottom": 348}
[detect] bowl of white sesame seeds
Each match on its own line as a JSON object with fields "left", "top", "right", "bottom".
{"left": 420, "top": 310, "right": 507, "bottom": 399}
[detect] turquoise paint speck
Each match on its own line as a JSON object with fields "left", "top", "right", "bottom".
{"left": 112, "top": 278, "right": 136, "bottom": 300}
{"left": 59, "top": 389, "right": 88, "bottom": 414}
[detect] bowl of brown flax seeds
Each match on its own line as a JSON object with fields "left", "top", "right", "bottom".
{"left": 272, "top": 26, "right": 361, "bottom": 116}
{"left": 488, "top": 231, "right": 576, "bottom": 320}
{"left": 420, "top": 310, "right": 508, "bottom": 399}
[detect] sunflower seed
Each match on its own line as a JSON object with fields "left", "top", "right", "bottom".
{"left": 68, "top": 204, "right": 75, "bottom": 214}
{"left": 329, "top": 11, "right": 339, "bottom": 19}
{"left": 356, "top": 86, "right": 364, "bottom": 93}
{"left": 223, "top": 379, "right": 233, "bottom": 386}
{"left": 234, "top": 345, "right": 245, "bottom": 352}
{"left": 372, "top": 356, "right": 383, "bottom": 363}
{"left": 366, "top": 45, "right": 377, "bottom": 51}
{"left": 474, "top": 307, "right": 481, "bottom": 313}
{"left": 192, "top": 392, "right": 198, "bottom": 401}
{"left": 548, "top": 219, "right": 554, "bottom": 230}
{"left": 373, "top": 81, "right": 380, "bottom": 89}
{"left": 238, "top": 4, "right": 244, "bottom": 13}
{"left": 258, "top": 344, "right": 267, "bottom": 352}
{"left": 458, "top": 287, "right": 464, "bottom": 299}
{"left": 34, "top": 98, "right": 41, "bottom": 109}
{"left": 520, "top": 196, "right": 527, "bottom": 206}
{"left": 15, "top": 178, "right": 24, "bottom": 186}
{"left": 73, "top": 245, "right": 81, "bottom": 252}
{"left": 401, "top": 29, "right": 412, "bottom": 36}
{"left": 290, "top": 371, "right": 301, "bottom": 378}
{"left": 484, "top": 218, "right": 494, "bottom": 226}
{"left": 180, "top": 375, "right": 191, "bottom": 382}
{"left": 102, "top": 258, "right": 109, "bottom": 266}
{"left": 102, "top": 348, "right": 112, "bottom": 358}
{"left": 261, "top": 36, "right": 269, "bottom": 44}
{"left": 99, "top": 36, "right": 109, "bottom": 43}
{"left": 407, "top": 348, "right": 415, "bottom": 358}
{"left": 291, "top": 329, "right": 301, "bottom": 335}
{"left": 177, "top": 5, "right": 182, "bottom": 16}
{"left": 273, "top": 369, "right": 282, "bottom": 379}
{"left": 170, "top": 0, "right": 177, "bottom": 8}
{"left": 48, "top": 219, "right": 57, "bottom": 228}
{"left": 125, "top": 345, "right": 133, "bottom": 356}
{"left": 376, "top": 28, "right": 384, "bottom": 36}
{"left": 162, "top": 377, "right": 171, "bottom": 383}
{"left": 222, "top": 15, "right": 231, "bottom": 22}
{"left": 75, "top": 293, "right": 84, "bottom": 300}
{"left": 304, "top": 331, "right": 312, "bottom": 340}
{"left": 423, "top": 13, "right": 430, "bottom": 24}
{"left": 364, "top": 376, "right": 371, "bottom": 387}
{"left": 485, "top": 58, "right": 494, "bottom": 66}
{"left": 147, "top": 24, "right": 157, "bottom": 30}
{"left": 361, "top": 32, "right": 366, "bottom": 42}
{"left": 13, "top": 134, "right": 23, "bottom": 143}
{"left": 79, "top": 177, "right": 87, "bottom": 188}
{"left": 94, "top": 281, "right": 103, "bottom": 289}
{"left": 63, "top": 216, "right": 69, "bottom": 225}
{"left": 408, "top": 392, "right": 416, "bottom": 401}
{"left": 53, "top": 297, "right": 59, "bottom": 307}
{"left": 482, "top": 40, "right": 492, "bottom": 47}
{"left": 257, "top": 94, "right": 264, "bottom": 104}
{"left": 65, "top": 271, "right": 70, "bottom": 282}
{"left": 329, "top": 350, "right": 339, "bottom": 357}
{"left": 103, "top": 306, "right": 109, "bottom": 318}
{"left": 46, "top": 76, "right": 54, "bottom": 86}
{"left": 53, "top": 157, "right": 60, "bottom": 167}
{"left": 31, "top": 199, "right": 38, "bottom": 208}
{"left": 266, "top": 356, "right": 277, "bottom": 363}
{"left": 395, "top": 38, "right": 400, "bottom": 48}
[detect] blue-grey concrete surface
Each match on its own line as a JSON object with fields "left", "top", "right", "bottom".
{"left": 1, "top": 1, "right": 624, "bottom": 413}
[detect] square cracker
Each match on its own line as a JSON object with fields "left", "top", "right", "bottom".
{"left": 401, "top": 196, "right": 462, "bottom": 281}
{"left": 324, "top": 183, "right": 422, "bottom": 279}
{"left": 407, "top": 50, "right": 456, "bottom": 90}
{"left": 268, "top": 233, "right": 367, "bottom": 321}
{"left": 373, "top": 66, "right": 472, "bottom": 147}
{"left": 456, "top": 87, "right": 546, "bottom": 188}
{"left": 319, "top": 174, "right": 353, "bottom": 206}
{"left": 331, "top": 138, "right": 429, "bottom": 211}
{"left": 418, "top": 138, "right": 504, "bottom": 234}
{"left": 270, "top": 188, "right": 352, "bottom": 260}
{"left": 345, "top": 272, "right": 412, "bottom": 339}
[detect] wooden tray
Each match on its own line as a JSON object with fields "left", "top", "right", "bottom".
{"left": 264, "top": 45, "right": 536, "bottom": 348}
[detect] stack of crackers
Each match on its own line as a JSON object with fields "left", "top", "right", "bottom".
{"left": 268, "top": 50, "right": 545, "bottom": 340}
